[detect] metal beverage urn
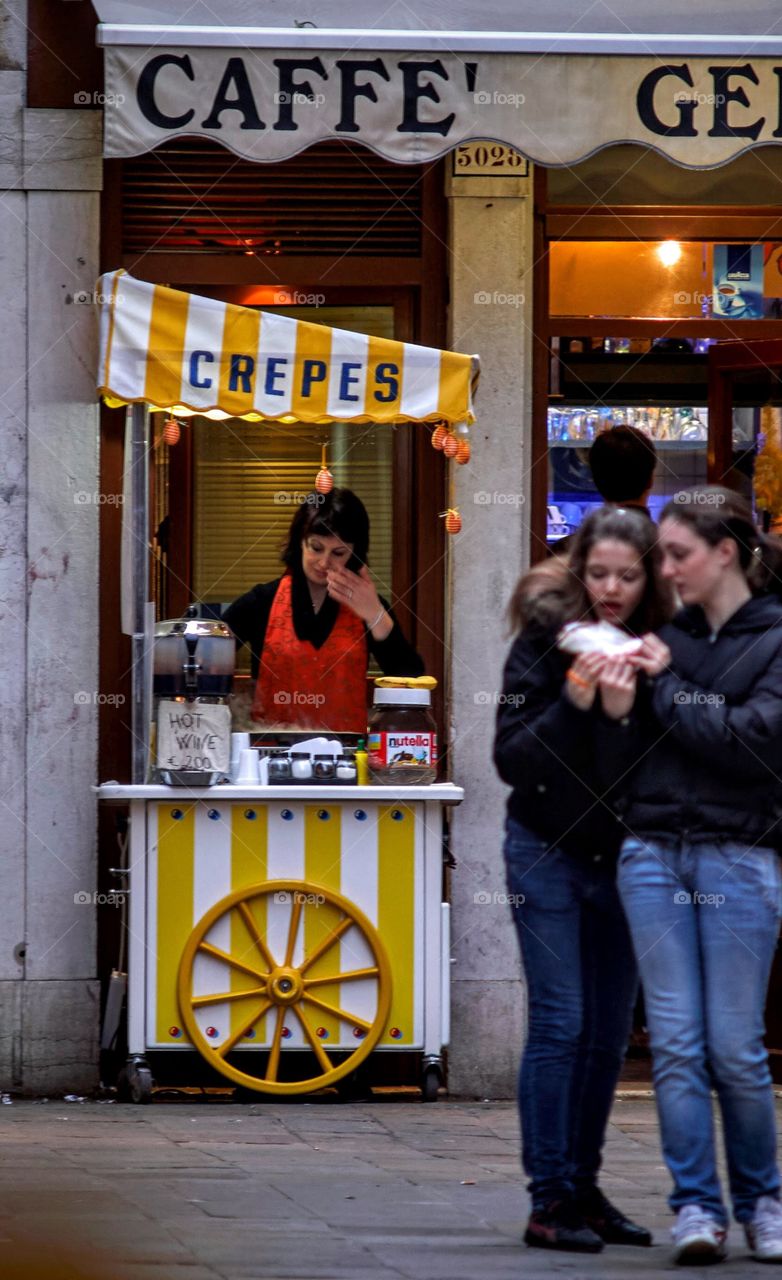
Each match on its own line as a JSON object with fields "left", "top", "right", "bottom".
{"left": 151, "top": 605, "right": 235, "bottom": 786}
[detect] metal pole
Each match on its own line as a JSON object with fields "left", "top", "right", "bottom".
{"left": 130, "top": 403, "right": 150, "bottom": 783}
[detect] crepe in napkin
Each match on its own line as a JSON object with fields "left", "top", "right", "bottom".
{"left": 556, "top": 620, "right": 643, "bottom": 658}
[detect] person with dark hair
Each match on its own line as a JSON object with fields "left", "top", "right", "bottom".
{"left": 597, "top": 486, "right": 782, "bottom": 1265}
{"left": 494, "top": 507, "right": 673, "bottom": 1254}
{"left": 223, "top": 488, "right": 423, "bottom": 731}
{"left": 589, "top": 426, "right": 657, "bottom": 508}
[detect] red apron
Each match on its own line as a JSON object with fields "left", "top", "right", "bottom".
{"left": 251, "top": 575, "right": 369, "bottom": 732}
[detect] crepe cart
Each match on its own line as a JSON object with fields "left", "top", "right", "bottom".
{"left": 95, "top": 272, "right": 476, "bottom": 1099}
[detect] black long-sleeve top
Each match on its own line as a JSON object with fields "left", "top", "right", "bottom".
{"left": 222, "top": 573, "right": 425, "bottom": 682}
{"left": 493, "top": 620, "right": 626, "bottom": 859}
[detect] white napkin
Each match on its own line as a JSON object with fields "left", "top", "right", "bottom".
{"left": 557, "top": 621, "right": 643, "bottom": 658}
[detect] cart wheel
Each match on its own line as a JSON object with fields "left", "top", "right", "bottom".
{"left": 177, "top": 880, "right": 392, "bottom": 1096}
{"left": 117, "top": 1060, "right": 154, "bottom": 1104}
{"left": 421, "top": 1065, "right": 442, "bottom": 1102}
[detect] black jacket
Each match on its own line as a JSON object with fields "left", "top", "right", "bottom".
{"left": 493, "top": 620, "right": 627, "bottom": 859}
{"left": 222, "top": 574, "right": 424, "bottom": 682}
{"left": 598, "top": 594, "right": 782, "bottom": 848}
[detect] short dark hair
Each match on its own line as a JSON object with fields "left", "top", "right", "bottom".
{"left": 282, "top": 488, "right": 370, "bottom": 572}
{"left": 589, "top": 426, "right": 657, "bottom": 502}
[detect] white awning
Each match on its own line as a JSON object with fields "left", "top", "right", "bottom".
{"left": 93, "top": 1, "right": 782, "bottom": 55}
{"left": 96, "top": 2, "right": 782, "bottom": 168}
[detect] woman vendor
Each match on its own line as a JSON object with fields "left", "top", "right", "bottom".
{"left": 223, "top": 488, "right": 424, "bottom": 732}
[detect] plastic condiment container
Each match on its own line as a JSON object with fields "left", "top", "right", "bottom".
{"left": 367, "top": 689, "right": 438, "bottom": 785}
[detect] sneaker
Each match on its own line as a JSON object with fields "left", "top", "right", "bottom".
{"left": 524, "top": 1199, "right": 604, "bottom": 1253}
{"left": 577, "top": 1185, "right": 653, "bottom": 1246}
{"left": 671, "top": 1204, "right": 727, "bottom": 1266}
{"left": 745, "top": 1195, "right": 782, "bottom": 1262}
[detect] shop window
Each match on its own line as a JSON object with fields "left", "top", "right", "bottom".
{"left": 192, "top": 417, "right": 393, "bottom": 610}
{"left": 550, "top": 241, "right": 782, "bottom": 320}
{"left": 544, "top": 239, "right": 779, "bottom": 547}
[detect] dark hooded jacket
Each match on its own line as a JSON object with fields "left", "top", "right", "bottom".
{"left": 597, "top": 593, "right": 782, "bottom": 848}
{"left": 493, "top": 580, "right": 627, "bottom": 860}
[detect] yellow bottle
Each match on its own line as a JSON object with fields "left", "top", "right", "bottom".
{"left": 355, "top": 737, "right": 370, "bottom": 786}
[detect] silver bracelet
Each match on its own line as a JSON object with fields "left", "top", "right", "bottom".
{"left": 368, "top": 606, "right": 386, "bottom": 631}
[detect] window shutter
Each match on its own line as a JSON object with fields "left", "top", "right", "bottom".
{"left": 122, "top": 139, "right": 424, "bottom": 258}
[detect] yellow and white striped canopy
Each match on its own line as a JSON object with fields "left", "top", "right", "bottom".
{"left": 98, "top": 270, "right": 478, "bottom": 425}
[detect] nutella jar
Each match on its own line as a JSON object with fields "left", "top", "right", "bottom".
{"left": 368, "top": 689, "right": 438, "bottom": 785}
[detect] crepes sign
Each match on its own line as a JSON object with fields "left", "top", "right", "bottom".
{"left": 102, "top": 46, "right": 782, "bottom": 168}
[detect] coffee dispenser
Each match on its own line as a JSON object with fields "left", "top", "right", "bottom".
{"left": 151, "top": 605, "right": 235, "bottom": 786}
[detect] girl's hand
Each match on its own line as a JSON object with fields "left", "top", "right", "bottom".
{"left": 327, "top": 565, "right": 392, "bottom": 636}
{"left": 599, "top": 659, "right": 638, "bottom": 720}
{"left": 631, "top": 633, "right": 672, "bottom": 677}
{"left": 564, "top": 652, "right": 608, "bottom": 711}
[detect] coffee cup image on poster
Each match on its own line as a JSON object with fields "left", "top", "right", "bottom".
{"left": 712, "top": 244, "right": 764, "bottom": 319}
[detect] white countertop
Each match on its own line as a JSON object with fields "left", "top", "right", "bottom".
{"left": 96, "top": 782, "right": 464, "bottom": 804}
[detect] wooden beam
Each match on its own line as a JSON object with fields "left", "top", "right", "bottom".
{"left": 547, "top": 318, "right": 782, "bottom": 339}
{"left": 547, "top": 210, "right": 782, "bottom": 241}
{"left": 121, "top": 255, "right": 423, "bottom": 287}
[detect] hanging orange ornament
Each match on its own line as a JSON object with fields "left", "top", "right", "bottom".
{"left": 442, "top": 433, "right": 458, "bottom": 458}
{"left": 315, "top": 443, "right": 334, "bottom": 494}
{"left": 443, "top": 508, "right": 462, "bottom": 535}
{"left": 454, "top": 439, "right": 471, "bottom": 464}
{"left": 431, "top": 423, "right": 449, "bottom": 451}
{"left": 162, "top": 417, "right": 181, "bottom": 446}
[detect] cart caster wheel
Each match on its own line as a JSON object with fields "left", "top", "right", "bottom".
{"left": 421, "top": 1066, "right": 442, "bottom": 1102}
{"left": 117, "top": 1061, "right": 153, "bottom": 1104}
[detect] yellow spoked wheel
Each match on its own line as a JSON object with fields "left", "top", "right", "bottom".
{"left": 177, "top": 880, "right": 392, "bottom": 1095}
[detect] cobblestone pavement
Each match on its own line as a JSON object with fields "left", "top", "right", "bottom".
{"left": 2, "top": 1092, "right": 781, "bottom": 1279}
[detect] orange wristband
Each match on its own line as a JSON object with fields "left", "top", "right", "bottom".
{"left": 566, "top": 670, "right": 591, "bottom": 690}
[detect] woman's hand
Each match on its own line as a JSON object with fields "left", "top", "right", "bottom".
{"left": 599, "top": 658, "right": 638, "bottom": 720}
{"left": 326, "top": 564, "right": 392, "bottom": 637}
{"left": 631, "top": 633, "right": 672, "bottom": 677}
{"left": 564, "top": 652, "right": 608, "bottom": 711}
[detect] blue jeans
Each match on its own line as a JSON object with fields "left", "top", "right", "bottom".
{"left": 617, "top": 837, "right": 782, "bottom": 1224}
{"left": 503, "top": 817, "right": 638, "bottom": 1208}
